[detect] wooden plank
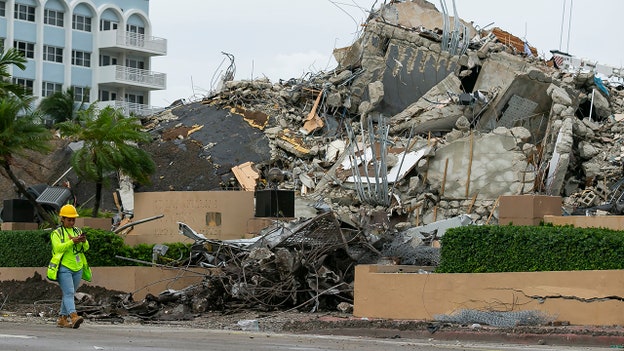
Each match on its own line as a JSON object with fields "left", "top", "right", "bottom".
{"left": 486, "top": 196, "right": 501, "bottom": 224}
{"left": 300, "top": 89, "right": 324, "bottom": 135}
{"left": 231, "top": 162, "right": 259, "bottom": 191}
{"left": 467, "top": 192, "right": 478, "bottom": 213}
{"left": 441, "top": 158, "right": 449, "bottom": 196}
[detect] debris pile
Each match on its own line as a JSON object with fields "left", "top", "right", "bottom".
{"left": 143, "top": 1, "right": 624, "bottom": 230}
{"left": 103, "top": 215, "right": 373, "bottom": 319}
{"left": 202, "top": 213, "right": 360, "bottom": 312}
{"left": 97, "top": 0, "right": 624, "bottom": 317}
{"left": 6, "top": 0, "right": 624, "bottom": 320}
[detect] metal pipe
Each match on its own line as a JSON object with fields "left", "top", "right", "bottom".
{"left": 450, "top": 0, "right": 460, "bottom": 55}
{"left": 559, "top": 0, "right": 566, "bottom": 50}
{"left": 459, "top": 25, "right": 469, "bottom": 56}
{"left": 589, "top": 88, "right": 595, "bottom": 122}
{"left": 389, "top": 125, "right": 414, "bottom": 200}
{"left": 347, "top": 122, "right": 370, "bottom": 203}
{"left": 113, "top": 214, "right": 165, "bottom": 234}
{"left": 380, "top": 119, "right": 390, "bottom": 205}
{"left": 368, "top": 118, "right": 381, "bottom": 199}
{"left": 566, "top": 0, "right": 573, "bottom": 52}
{"left": 345, "top": 125, "right": 365, "bottom": 202}
{"left": 359, "top": 119, "right": 375, "bottom": 202}
{"left": 52, "top": 167, "right": 73, "bottom": 186}
{"left": 440, "top": 0, "right": 449, "bottom": 52}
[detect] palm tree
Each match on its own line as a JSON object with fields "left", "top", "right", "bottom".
{"left": 0, "top": 48, "right": 30, "bottom": 100}
{"left": 0, "top": 95, "right": 54, "bottom": 224}
{"left": 56, "top": 105, "right": 156, "bottom": 217}
{"left": 0, "top": 48, "right": 56, "bottom": 225}
{"left": 37, "top": 87, "right": 86, "bottom": 124}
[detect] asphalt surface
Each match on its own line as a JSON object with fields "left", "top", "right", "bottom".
{"left": 1, "top": 313, "right": 623, "bottom": 349}
{"left": 0, "top": 319, "right": 618, "bottom": 351}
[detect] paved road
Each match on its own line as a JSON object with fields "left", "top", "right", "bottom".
{"left": 0, "top": 321, "right": 609, "bottom": 351}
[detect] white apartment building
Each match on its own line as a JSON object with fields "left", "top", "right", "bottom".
{"left": 0, "top": 0, "right": 167, "bottom": 116}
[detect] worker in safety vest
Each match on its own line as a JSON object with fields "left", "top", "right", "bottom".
{"left": 50, "top": 204, "right": 91, "bottom": 329}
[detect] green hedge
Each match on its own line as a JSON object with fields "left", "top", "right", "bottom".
{"left": 0, "top": 228, "right": 191, "bottom": 267}
{"left": 436, "top": 225, "right": 624, "bottom": 273}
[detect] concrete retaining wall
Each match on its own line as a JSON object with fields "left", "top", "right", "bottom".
{"left": 4, "top": 265, "right": 622, "bottom": 326}
{"left": 354, "top": 265, "right": 624, "bottom": 326}
{"left": 544, "top": 215, "right": 624, "bottom": 230}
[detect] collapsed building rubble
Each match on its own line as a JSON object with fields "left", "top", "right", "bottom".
{"left": 4, "top": 0, "right": 623, "bottom": 320}
{"left": 95, "top": 210, "right": 452, "bottom": 319}
{"left": 96, "top": 213, "right": 379, "bottom": 320}
{"left": 142, "top": 0, "right": 624, "bottom": 229}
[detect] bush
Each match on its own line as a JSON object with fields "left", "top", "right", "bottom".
{"left": 0, "top": 230, "right": 51, "bottom": 267}
{"left": 0, "top": 228, "right": 191, "bottom": 267}
{"left": 436, "top": 224, "right": 624, "bottom": 273}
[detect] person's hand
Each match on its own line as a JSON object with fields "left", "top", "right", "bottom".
{"left": 72, "top": 234, "right": 86, "bottom": 243}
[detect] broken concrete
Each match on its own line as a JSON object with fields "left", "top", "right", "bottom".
{"left": 426, "top": 131, "right": 531, "bottom": 201}
{"left": 3, "top": 0, "right": 624, "bottom": 320}
{"left": 22, "top": 0, "right": 620, "bottom": 247}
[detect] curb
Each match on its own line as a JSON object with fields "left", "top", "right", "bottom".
{"left": 425, "top": 330, "right": 624, "bottom": 347}
{"left": 288, "top": 317, "right": 624, "bottom": 347}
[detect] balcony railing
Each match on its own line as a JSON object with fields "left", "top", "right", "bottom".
{"left": 99, "top": 30, "right": 167, "bottom": 55}
{"left": 98, "top": 100, "right": 165, "bottom": 117}
{"left": 98, "top": 65, "right": 166, "bottom": 90}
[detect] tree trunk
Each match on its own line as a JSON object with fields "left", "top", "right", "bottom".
{"left": 93, "top": 181, "right": 102, "bottom": 218}
{"left": 1, "top": 163, "right": 55, "bottom": 225}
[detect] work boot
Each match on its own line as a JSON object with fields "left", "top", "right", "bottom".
{"left": 69, "top": 312, "right": 84, "bottom": 329}
{"left": 56, "top": 315, "right": 72, "bottom": 328}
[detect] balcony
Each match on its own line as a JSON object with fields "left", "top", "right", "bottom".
{"left": 98, "top": 100, "right": 165, "bottom": 117}
{"left": 99, "top": 30, "right": 167, "bottom": 56}
{"left": 98, "top": 65, "right": 166, "bottom": 90}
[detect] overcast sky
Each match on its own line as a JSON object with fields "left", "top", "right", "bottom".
{"left": 149, "top": 0, "right": 624, "bottom": 107}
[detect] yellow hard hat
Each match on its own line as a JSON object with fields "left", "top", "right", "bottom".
{"left": 59, "top": 204, "right": 79, "bottom": 218}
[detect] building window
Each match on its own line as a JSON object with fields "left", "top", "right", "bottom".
{"left": 14, "top": 3, "right": 35, "bottom": 22}
{"left": 72, "top": 50, "right": 91, "bottom": 67}
{"left": 0, "top": 1, "right": 6, "bottom": 17}
{"left": 72, "top": 14, "right": 91, "bottom": 32}
{"left": 126, "top": 24, "right": 145, "bottom": 35}
{"left": 43, "top": 45, "right": 63, "bottom": 63}
{"left": 126, "top": 58, "right": 145, "bottom": 70}
{"left": 14, "top": 41, "right": 34, "bottom": 59}
{"left": 100, "top": 19, "right": 118, "bottom": 31}
{"left": 99, "top": 55, "right": 117, "bottom": 67}
{"left": 126, "top": 24, "right": 145, "bottom": 46}
{"left": 42, "top": 81, "right": 62, "bottom": 97}
{"left": 99, "top": 90, "right": 116, "bottom": 101}
{"left": 44, "top": 9, "right": 64, "bottom": 27}
{"left": 12, "top": 77, "right": 34, "bottom": 93}
{"left": 125, "top": 93, "right": 144, "bottom": 105}
{"left": 72, "top": 86, "right": 89, "bottom": 102}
